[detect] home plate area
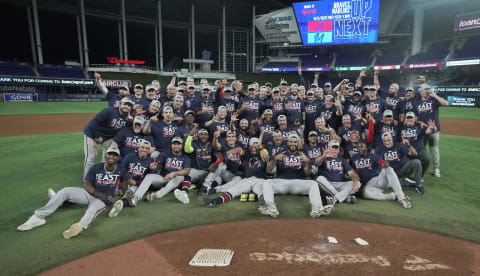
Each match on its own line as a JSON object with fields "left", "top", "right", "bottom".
{"left": 42, "top": 220, "right": 480, "bottom": 276}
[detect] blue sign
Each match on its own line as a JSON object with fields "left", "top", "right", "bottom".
{"left": 292, "top": 0, "right": 380, "bottom": 46}
{"left": 3, "top": 93, "right": 38, "bottom": 102}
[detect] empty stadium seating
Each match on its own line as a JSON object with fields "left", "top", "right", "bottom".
{"left": 37, "top": 64, "right": 85, "bottom": 78}
{"left": 0, "top": 61, "right": 36, "bottom": 76}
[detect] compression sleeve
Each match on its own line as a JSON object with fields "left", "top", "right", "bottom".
{"left": 184, "top": 135, "right": 194, "bottom": 153}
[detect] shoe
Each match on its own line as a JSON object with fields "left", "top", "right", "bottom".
{"left": 248, "top": 193, "right": 257, "bottom": 202}
{"left": 174, "top": 189, "right": 190, "bottom": 204}
{"left": 326, "top": 196, "right": 336, "bottom": 206}
{"left": 400, "top": 197, "right": 412, "bottom": 208}
{"left": 202, "top": 195, "right": 216, "bottom": 208}
{"left": 109, "top": 200, "right": 123, "bottom": 218}
{"left": 198, "top": 185, "right": 208, "bottom": 195}
{"left": 63, "top": 223, "right": 83, "bottom": 239}
{"left": 345, "top": 195, "right": 356, "bottom": 204}
{"left": 47, "top": 188, "right": 56, "bottom": 199}
{"left": 404, "top": 178, "right": 416, "bottom": 186}
{"left": 189, "top": 184, "right": 196, "bottom": 191}
{"left": 259, "top": 202, "right": 279, "bottom": 218}
{"left": 416, "top": 185, "right": 426, "bottom": 195}
{"left": 322, "top": 205, "right": 334, "bottom": 216}
{"left": 310, "top": 206, "right": 324, "bottom": 218}
{"left": 123, "top": 189, "right": 136, "bottom": 207}
{"left": 258, "top": 195, "right": 266, "bottom": 207}
{"left": 434, "top": 168, "right": 441, "bottom": 177}
{"left": 146, "top": 192, "right": 155, "bottom": 202}
{"left": 17, "top": 215, "right": 46, "bottom": 231}
{"left": 240, "top": 193, "right": 248, "bottom": 202}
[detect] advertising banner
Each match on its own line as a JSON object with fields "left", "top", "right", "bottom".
{"left": 0, "top": 76, "right": 95, "bottom": 86}
{"left": 254, "top": 7, "right": 302, "bottom": 43}
{"left": 446, "top": 59, "right": 480, "bottom": 67}
{"left": 454, "top": 13, "right": 480, "bottom": 31}
{"left": 3, "top": 93, "right": 38, "bottom": 102}
{"left": 447, "top": 96, "right": 479, "bottom": 107}
{"left": 98, "top": 79, "right": 132, "bottom": 88}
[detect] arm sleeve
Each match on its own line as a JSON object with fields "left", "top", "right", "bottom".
{"left": 97, "top": 79, "right": 108, "bottom": 95}
{"left": 184, "top": 135, "right": 194, "bottom": 153}
{"left": 366, "top": 119, "right": 375, "bottom": 143}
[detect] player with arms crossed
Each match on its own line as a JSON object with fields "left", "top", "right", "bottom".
{"left": 18, "top": 147, "right": 126, "bottom": 239}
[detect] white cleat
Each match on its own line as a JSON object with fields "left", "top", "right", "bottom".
{"left": 47, "top": 188, "right": 56, "bottom": 199}
{"left": 434, "top": 168, "right": 441, "bottom": 178}
{"left": 17, "top": 215, "right": 46, "bottom": 231}
{"left": 322, "top": 205, "right": 334, "bottom": 216}
{"left": 400, "top": 197, "right": 412, "bottom": 209}
{"left": 146, "top": 192, "right": 155, "bottom": 202}
{"left": 259, "top": 203, "right": 279, "bottom": 218}
{"left": 174, "top": 189, "right": 190, "bottom": 204}
{"left": 310, "top": 206, "right": 324, "bottom": 218}
{"left": 63, "top": 223, "right": 83, "bottom": 239}
{"left": 108, "top": 200, "right": 124, "bottom": 218}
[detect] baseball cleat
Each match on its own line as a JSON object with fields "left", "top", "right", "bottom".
{"left": 400, "top": 197, "right": 412, "bottom": 208}
{"left": 345, "top": 195, "right": 356, "bottom": 204}
{"left": 325, "top": 196, "right": 337, "bottom": 206}
{"left": 47, "top": 188, "right": 56, "bottom": 199}
{"left": 259, "top": 203, "right": 279, "bottom": 218}
{"left": 123, "top": 189, "right": 136, "bottom": 207}
{"left": 240, "top": 193, "right": 248, "bottom": 202}
{"left": 403, "top": 178, "right": 416, "bottom": 186}
{"left": 63, "top": 223, "right": 83, "bottom": 239}
{"left": 146, "top": 192, "right": 155, "bottom": 202}
{"left": 17, "top": 215, "right": 46, "bottom": 231}
{"left": 434, "top": 168, "right": 441, "bottom": 178}
{"left": 416, "top": 185, "right": 426, "bottom": 195}
{"left": 310, "top": 206, "right": 324, "bottom": 218}
{"left": 174, "top": 189, "right": 190, "bottom": 204}
{"left": 108, "top": 200, "right": 124, "bottom": 218}
{"left": 248, "top": 193, "right": 257, "bottom": 202}
{"left": 322, "top": 205, "right": 334, "bottom": 216}
{"left": 202, "top": 195, "right": 216, "bottom": 208}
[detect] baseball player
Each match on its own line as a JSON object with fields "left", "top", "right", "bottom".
{"left": 18, "top": 147, "right": 126, "bottom": 239}
{"left": 145, "top": 106, "right": 179, "bottom": 157}
{"left": 192, "top": 85, "right": 215, "bottom": 127}
{"left": 203, "top": 138, "right": 267, "bottom": 207}
{"left": 94, "top": 72, "right": 130, "bottom": 107}
{"left": 351, "top": 141, "right": 412, "bottom": 208}
{"left": 364, "top": 85, "right": 387, "bottom": 123}
{"left": 375, "top": 132, "right": 425, "bottom": 194}
{"left": 111, "top": 116, "right": 155, "bottom": 158}
{"left": 237, "top": 84, "right": 264, "bottom": 122}
{"left": 398, "top": 87, "right": 415, "bottom": 122}
{"left": 313, "top": 116, "right": 341, "bottom": 149}
{"left": 184, "top": 127, "right": 217, "bottom": 189}
{"left": 83, "top": 97, "right": 133, "bottom": 179}
{"left": 252, "top": 109, "right": 276, "bottom": 145}
{"left": 127, "top": 136, "right": 192, "bottom": 205}
{"left": 109, "top": 141, "right": 156, "bottom": 217}
{"left": 205, "top": 106, "right": 230, "bottom": 135}
{"left": 303, "top": 131, "right": 323, "bottom": 177}
{"left": 370, "top": 109, "right": 400, "bottom": 148}
{"left": 265, "top": 87, "right": 285, "bottom": 125}
{"left": 260, "top": 134, "right": 333, "bottom": 218}
{"left": 316, "top": 140, "right": 361, "bottom": 204}
{"left": 264, "top": 130, "right": 288, "bottom": 159}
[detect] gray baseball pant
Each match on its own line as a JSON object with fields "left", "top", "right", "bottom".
{"left": 262, "top": 179, "right": 324, "bottom": 209}
{"left": 316, "top": 176, "right": 354, "bottom": 203}
{"left": 203, "top": 163, "right": 240, "bottom": 187}
{"left": 189, "top": 168, "right": 209, "bottom": 183}
{"left": 216, "top": 176, "right": 263, "bottom": 197}
{"left": 34, "top": 187, "right": 106, "bottom": 230}
{"left": 363, "top": 167, "right": 406, "bottom": 201}
{"left": 396, "top": 159, "right": 422, "bottom": 185}
{"left": 424, "top": 131, "right": 440, "bottom": 170}
{"left": 413, "top": 149, "right": 430, "bottom": 177}
{"left": 83, "top": 135, "right": 112, "bottom": 179}
{"left": 133, "top": 174, "right": 184, "bottom": 202}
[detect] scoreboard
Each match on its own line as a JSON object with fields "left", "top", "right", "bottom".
{"left": 292, "top": 0, "right": 380, "bottom": 46}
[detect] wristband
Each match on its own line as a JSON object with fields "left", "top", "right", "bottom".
{"left": 378, "top": 159, "right": 385, "bottom": 166}
{"left": 236, "top": 148, "right": 242, "bottom": 154}
{"left": 216, "top": 157, "right": 224, "bottom": 164}
{"left": 261, "top": 149, "right": 268, "bottom": 155}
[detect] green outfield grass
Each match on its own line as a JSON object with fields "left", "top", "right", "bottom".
{"left": 1, "top": 131, "right": 479, "bottom": 275}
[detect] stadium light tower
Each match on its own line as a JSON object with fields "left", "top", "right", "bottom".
{"left": 31, "top": 0, "right": 43, "bottom": 64}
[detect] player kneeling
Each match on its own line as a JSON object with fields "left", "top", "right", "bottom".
{"left": 18, "top": 147, "right": 126, "bottom": 239}
{"left": 351, "top": 142, "right": 412, "bottom": 208}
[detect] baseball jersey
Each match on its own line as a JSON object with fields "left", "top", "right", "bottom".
{"left": 315, "top": 130, "right": 333, "bottom": 148}
{"left": 84, "top": 107, "right": 129, "bottom": 140}
{"left": 412, "top": 97, "right": 441, "bottom": 131}
{"left": 120, "top": 152, "right": 154, "bottom": 186}
{"left": 190, "top": 142, "right": 214, "bottom": 170}
{"left": 275, "top": 151, "right": 308, "bottom": 179}
{"left": 320, "top": 157, "right": 352, "bottom": 182}
{"left": 243, "top": 152, "right": 267, "bottom": 178}
{"left": 157, "top": 152, "right": 191, "bottom": 177}
{"left": 398, "top": 98, "right": 415, "bottom": 115}
{"left": 375, "top": 143, "right": 409, "bottom": 172}
{"left": 85, "top": 163, "right": 125, "bottom": 197}
{"left": 399, "top": 124, "right": 427, "bottom": 151}
{"left": 303, "top": 143, "right": 323, "bottom": 164}
{"left": 150, "top": 121, "right": 178, "bottom": 151}
{"left": 351, "top": 153, "right": 382, "bottom": 184}
{"left": 113, "top": 127, "right": 155, "bottom": 157}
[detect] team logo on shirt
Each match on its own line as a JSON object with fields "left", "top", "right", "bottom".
{"left": 162, "top": 126, "right": 177, "bottom": 136}
{"left": 110, "top": 118, "right": 127, "bottom": 129}
{"left": 126, "top": 137, "right": 146, "bottom": 147}
{"left": 95, "top": 173, "right": 120, "bottom": 185}
{"left": 354, "top": 158, "right": 372, "bottom": 169}
{"left": 196, "top": 146, "right": 212, "bottom": 160}
{"left": 382, "top": 126, "right": 396, "bottom": 137}
{"left": 348, "top": 147, "right": 359, "bottom": 158}
{"left": 318, "top": 133, "right": 331, "bottom": 143}
{"left": 307, "top": 148, "right": 322, "bottom": 159}
{"left": 348, "top": 105, "right": 363, "bottom": 114}
{"left": 383, "top": 150, "right": 399, "bottom": 161}
{"left": 225, "top": 102, "right": 236, "bottom": 112}
{"left": 165, "top": 158, "right": 184, "bottom": 170}
{"left": 401, "top": 128, "right": 418, "bottom": 139}
{"left": 417, "top": 102, "right": 433, "bottom": 113}
{"left": 272, "top": 102, "right": 284, "bottom": 111}
{"left": 215, "top": 124, "right": 230, "bottom": 133}
{"left": 246, "top": 101, "right": 259, "bottom": 110}
{"left": 306, "top": 104, "right": 317, "bottom": 113}
{"left": 321, "top": 110, "right": 333, "bottom": 120}
{"left": 326, "top": 160, "right": 344, "bottom": 172}
{"left": 284, "top": 155, "right": 301, "bottom": 167}
{"left": 248, "top": 157, "right": 263, "bottom": 168}
{"left": 287, "top": 101, "right": 302, "bottom": 110}
{"left": 128, "top": 163, "right": 148, "bottom": 176}
{"left": 386, "top": 97, "right": 400, "bottom": 108}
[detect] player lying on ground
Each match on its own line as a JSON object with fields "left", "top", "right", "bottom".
{"left": 18, "top": 147, "right": 126, "bottom": 239}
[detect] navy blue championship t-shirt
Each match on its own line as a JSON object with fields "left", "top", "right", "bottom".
{"left": 243, "top": 152, "right": 267, "bottom": 178}
{"left": 320, "top": 157, "right": 352, "bottom": 182}
{"left": 351, "top": 153, "right": 381, "bottom": 184}
{"left": 157, "top": 152, "right": 191, "bottom": 177}
{"left": 85, "top": 163, "right": 125, "bottom": 197}
{"left": 276, "top": 152, "right": 307, "bottom": 179}
{"left": 375, "top": 143, "right": 409, "bottom": 172}
{"left": 121, "top": 152, "right": 154, "bottom": 186}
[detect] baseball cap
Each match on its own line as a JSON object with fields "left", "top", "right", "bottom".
{"left": 421, "top": 84, "right": 432, "bottom": 91}
{"left": 224, "top": 86, "right": 233, "bottom": 92}
{"left": 226, "top": 130, "right": 236, "bottom": 136}
{"left": 185, "top": 110, "right": 195, "bottom": 116}
{"left": 217, "top": 105, "right": 227, "bottom": 111}
{"left": 350, "top": 130, "right": 360, "bottom": 136}
{"left": 291, "top": 83, "right": 298, "bottom": 88}
{"left": 381, "top": 132, "right": 392, "bottom": 139}
{"left": 347, "top": 82, "right": 354, "bottom": 87}
{"left": 150, "top": 100, "right": 161, "bottom": 107}
{"left": 405, "top": 87, "right": 414, "bottom": 92}
{"left": 133, "top": 116, "right": 146, "bottom": 125}
{"left": 187, "top": 77, "right": 194, "bottom": 82}
{"left": 187, "top": 84, "right": 196, "bottom": 89}
{"left": 288, "top": 133, "right": 299, "bottom": 141}
{"left": 248, "top": 84, "right": 256, "bottom": 90}
{"left": 308, "top": 131, "right": 318, "bottom": 137}
{"left": 342, "top": 114, "right": 351, "bottom": 120}
{"left": 198, "top": 128, "right": 208, "bottom": 135}
{"left": 145, "top": 84, "right": 155, "bottom": 91}
{"left": 298, "top": 85, "right": 305, "bottom": 90}
{"left": 174, "top": 95, "right": 184, "bottom": 101}
{"left": 163, "top": 106, "right": 173, "bottom": 112}
{"left": 311, "top": 83, "right": 318, "bottom": 88}
{"left": 280, "top": 80, "right": 288, "bottom": 85}
{"left": 278, "top": 114, "right": 287, "bottom": 120}
{"left": 315, "top": 117, "right": 325, "bottom": 122}
{"left": 307, "top": 90, "right": 314, "bottom": 95}
{"left": 140, "top": 140, "right": 151, "bottom": 147}
{"left": 178, "top": 80, "right": 186, "bottom": 85}
{"left": 167, "top": 84, "right": 175, "bottom": 89}
{"left": 120, "top": 97, "right": 134, "bottom": 105}
{"left": 383, "top": 110, "right": 393, "bottom": 117}
{"left": 406, "top": 111, "right": 416, "bottom": 118}
{"left": 329, "top": 140, "right": 340, "bottom": 147}
{"left": 201, "top": 85, "right": 210, "bottom": 91}
{"left": 172, "top": 136, "right": 183, "bottom": 144}
{"left": 106, "top": 146, "right": 120, "bottom": 155}
{"left": 353, "top": 91, "right": 362, "bottom": 96}
{"left": 324, "top": 82, "right": 332, "bottom": 87}
{"left": 272, "top": 87, "right": 280, "bottom": 93}
{"left": 263, "top": 109, "right": 273, "bottom": 115}
{"left": 273, "top": 130, "right": 282, "bottom": 137}
{"left": 240, "top": 119, "right": 249, "bottom": 125}
{"left": 390, "top": 83, "right": 400, "bottom": 90}
{"left": 249, "top": 137, "right": 261, "bottom": 146}
{"left": 368, "top": 85, "right": 377, "bottom": 91}
{"left": 265, "top": 82, "right": 272, "bottom": 87}
{"left": 119, "top": 86, "right": 129, "bottom": 91}
{"left": 325, "top": 94, "right": 334, "bottom": 100}
{"left": 176, "top": 87, "right": 185, "bottom": 92}
{"left": 134, "top": 83, "right": 143, "bottom": 89}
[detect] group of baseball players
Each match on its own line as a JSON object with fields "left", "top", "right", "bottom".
{"left": 17, "top": 69, "right": 448, "bottom": 239}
